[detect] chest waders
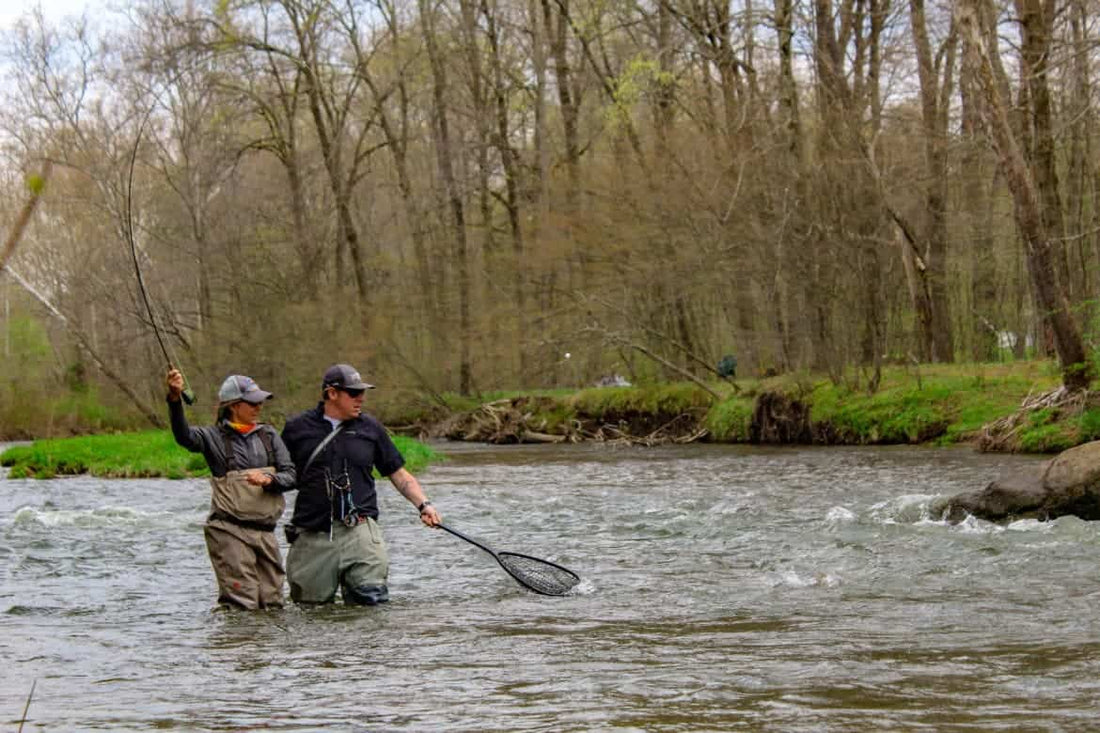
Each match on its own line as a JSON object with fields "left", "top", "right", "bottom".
{"left": 204, "top": 428, "right": 286, "bottom": 609}
{"left": 209, "top": 429, "right": 282, "bottom": 530}
{"left": 285, "top": 422, "right": 389, "bottom": 605}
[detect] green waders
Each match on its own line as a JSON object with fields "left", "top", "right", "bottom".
{"left": 286, "top": 518, "right": 389, "bottom": 604}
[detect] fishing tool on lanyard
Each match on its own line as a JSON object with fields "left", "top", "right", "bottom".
{"left": 125, "top": 100, "right": 195, "bottom": 404}
{"left": 324, "top": 462, "right": 357, "bottom": 541}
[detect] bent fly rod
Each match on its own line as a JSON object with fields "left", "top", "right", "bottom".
{"left": 125, "top": 105, "right": 195, "bottom": 405}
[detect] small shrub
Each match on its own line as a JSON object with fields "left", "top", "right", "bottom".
{"left": 705, "top": 398, "right": 753, "bottom": 441}
{"left": 1018, "top": 423, "right": 1076, "bottom": 453}
{"left": 1077, "top": 409, "right": 1100, "bottom": 443}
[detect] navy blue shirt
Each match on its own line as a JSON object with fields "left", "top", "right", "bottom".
{"left": 281, "top": 403, "right": 405, "bottom": 531}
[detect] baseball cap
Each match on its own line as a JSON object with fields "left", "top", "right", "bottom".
{"left": 322, "top": 364, "right": 374, "bottom": 391}
{"left": 218, "top": 375, "right": 274, "bottom": 405}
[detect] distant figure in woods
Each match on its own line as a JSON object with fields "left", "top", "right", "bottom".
{"left": 166, "top": 368, "right": 297, "bottom": 610}
{"left": 717, "top": 354, "right": 737, "bottom": 379}
{"left": 280, "top": 363, "right": 442, "bottom": 606}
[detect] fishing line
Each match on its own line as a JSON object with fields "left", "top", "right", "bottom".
{"left": 125, "top": 96, "right": 195, "bottom": 404}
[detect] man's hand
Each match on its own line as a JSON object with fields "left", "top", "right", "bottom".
{"left": 419, "top": 504, "right": 441, "bottom": 527}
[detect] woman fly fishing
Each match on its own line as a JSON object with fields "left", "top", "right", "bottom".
{"left": 166, "top": 368, "right": 296, "bottom": 609}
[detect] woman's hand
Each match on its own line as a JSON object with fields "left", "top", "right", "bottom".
{"left": 244, "top": 470, "right": 273, "bottom": 487}
{"left": 166, "top": 369, "right": 184, "bottom": 401}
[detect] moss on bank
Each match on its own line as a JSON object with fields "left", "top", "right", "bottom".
{"left": 1, "top": 430, "right": 438, "bottom": 480}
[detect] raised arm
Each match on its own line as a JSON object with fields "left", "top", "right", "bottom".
{"left": 166, "top": 368, "right": 205, "bottom": 453}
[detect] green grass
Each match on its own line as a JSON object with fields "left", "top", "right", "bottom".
{"left": 703, "top": 397, "right": 754, "bottom": 441}
{"left": 1017, "top": 407, "right": 1077, "bottom": 453}
{"left": 1078, "top": 408, "right": 1100, "bottom": 442}
{"left": 5, "top": 360, "right": 1095, "bottom": 464}
{"left": 569, "top": 382, "right": 715, "bottom": 417}
{"left": 1, "top": 431, "right": 209, "bottom": 479}
{"left": 392, "top": 360, "right": 1094, "bottom": 452}
{"left": 1, "top": 430, "right": 440, "bottom": 479}
{"left": 781, "top": 363, "right": 1061, "bottom": 446}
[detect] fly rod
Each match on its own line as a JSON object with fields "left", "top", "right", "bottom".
{"left": 125, "top": 106, "right": 195, "bottom": 405}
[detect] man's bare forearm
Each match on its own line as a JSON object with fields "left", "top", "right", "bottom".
{"left": 390, "top": 468, "right": 427, "bottom": 505}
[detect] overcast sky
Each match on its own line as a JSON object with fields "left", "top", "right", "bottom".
{"left": 1, "top": 0, "right": 100, "bottom": 31}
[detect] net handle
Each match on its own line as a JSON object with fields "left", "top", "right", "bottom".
{"left": 437, "top": 522, "right": 499, "bottom": 560}
{"left": 437, "top": 522, "right": 578, "bottom": 596}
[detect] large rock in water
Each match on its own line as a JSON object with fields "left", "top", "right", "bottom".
{"left": 931, "top": 441, "right": 1100, "bottom": 523}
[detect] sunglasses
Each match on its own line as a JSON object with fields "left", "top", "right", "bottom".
{"left": 338, "top": 387, "right": 366, "bottom": 398}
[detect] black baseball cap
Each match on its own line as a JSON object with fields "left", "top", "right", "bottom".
{"left": 322, "top": 364, "right": 374, "bottom": 392}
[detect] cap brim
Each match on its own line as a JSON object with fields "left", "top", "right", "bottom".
{"left": 346, "top": 381, "right": 374, "bottom": 390}
{"left": 241, "top": 390, "right": 274, "bottom": 404}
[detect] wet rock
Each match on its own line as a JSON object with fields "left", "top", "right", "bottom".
{"left": 931, "top": 440, "right": 1100, "bottom": 523}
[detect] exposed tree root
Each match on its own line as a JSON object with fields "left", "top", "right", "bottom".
{"left": 977, "top": 387, "right": 1094, "bottom": 452}
{"left": 434, "top": 397, "right": 706, "bottom": 446}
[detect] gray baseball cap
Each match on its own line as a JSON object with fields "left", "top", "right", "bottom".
{"left": 218, "top": 375, "right": 273, "bottom": 405}
{"left": 322, "top": 364, "right": 374, "bottom": 392}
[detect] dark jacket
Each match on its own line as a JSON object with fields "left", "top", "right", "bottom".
{"left": 168, "top": 399, "right": 297, "bottom": 491}
{"left": 280, "top": 403, "right": 405, "bottom": 532}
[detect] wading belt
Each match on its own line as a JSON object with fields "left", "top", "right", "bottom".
{"left": 208, "top": 511, "right": 278, "bottom": 533}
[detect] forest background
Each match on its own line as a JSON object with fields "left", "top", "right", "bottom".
{"left": 1, "top": 0, "right": 1099, "bottom": 440}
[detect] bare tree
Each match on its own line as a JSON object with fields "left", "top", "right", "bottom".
{"left": 957, "top": 0, "right": 1092, "bottom": 390}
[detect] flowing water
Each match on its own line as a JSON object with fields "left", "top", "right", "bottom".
{"left": 2, "top": 441, "right": 1100, "bottom": 731}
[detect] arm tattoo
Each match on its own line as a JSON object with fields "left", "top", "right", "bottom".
{"left": 393, "top": 471, "right": 417, "bottom": 498}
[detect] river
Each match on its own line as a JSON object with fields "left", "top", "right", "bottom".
{"left": 2, "top": 441, "right": 1099, "bottom": 731}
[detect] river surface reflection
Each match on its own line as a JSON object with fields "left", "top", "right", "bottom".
{"left": 2, "top": 441, "right": 1099, "bottom": 731}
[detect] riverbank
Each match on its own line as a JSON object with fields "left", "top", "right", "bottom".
{"left": 3, "top": 361, "right": 1096, "bottom": 478}
{"left": 414, "top": 360, "right": 1099, "bottom": 454}
{"left": 0, "top": 431, "right": 438, "bottom": 479}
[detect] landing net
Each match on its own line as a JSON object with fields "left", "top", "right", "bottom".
{"left": 498, "top": 552, "right": 580, "bottom": 596}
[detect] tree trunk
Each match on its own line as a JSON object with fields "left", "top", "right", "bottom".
{"left": 420, "top": 0, "right": 472, "bottom": 395}
{"left": 908, "top": 0, "right": 956, "bottom": 362}
{"left": 957, "top": 0, "right": 1092, "bottom": 390}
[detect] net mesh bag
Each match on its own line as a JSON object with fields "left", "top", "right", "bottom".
{"left": 498, "top": 552, "right": 580, "bottom": 596}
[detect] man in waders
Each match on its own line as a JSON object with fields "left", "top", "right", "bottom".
{"left": 281, "top": 364, "right": 442, "bottom": 605}
{"left": 167, "top": 369, "right": 297, "bottom": 609}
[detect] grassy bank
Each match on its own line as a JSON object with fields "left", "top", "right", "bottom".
{"left": 4, "top": 361, "right": 1097, "bottom": 473}
{"left": 429, "top": 360, "right": 1099, "bottom": 453}
{"left": 1, "top": 431, "right": 439, "bottom": 479}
